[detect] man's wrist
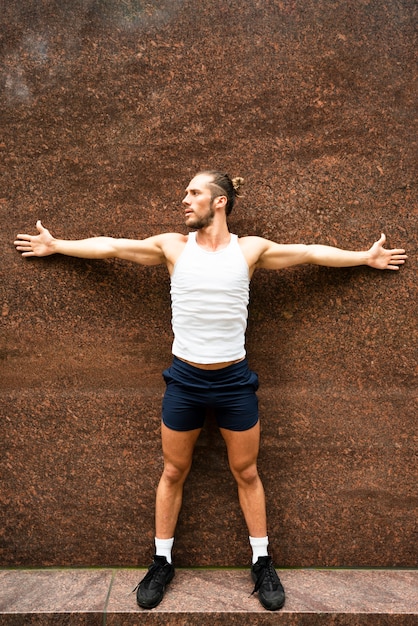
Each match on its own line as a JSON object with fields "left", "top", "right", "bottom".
{"left": 363, "top": 250, "right": 373, "bottom": 267}
{"left": 49, "top": 238, "right": 60, "bottom": 254}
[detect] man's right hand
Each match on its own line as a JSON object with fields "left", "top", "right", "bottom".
{"left": 14, "top": 220, "right": 55, "bottom": 257}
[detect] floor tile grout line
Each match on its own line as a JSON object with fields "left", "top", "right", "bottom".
{"left": 102, "top": 569, "right": 116, "bottom": 626}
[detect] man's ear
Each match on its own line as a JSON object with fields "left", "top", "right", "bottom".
{"left": 213, "top": 195, "right": 227, "bottom": 210}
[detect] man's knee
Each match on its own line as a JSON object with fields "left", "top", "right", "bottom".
{"left": 162, "top": 461, "right": 191, "bottom": 486}
{"left": 231, "top": 462, "right": 259, "bottom": 486}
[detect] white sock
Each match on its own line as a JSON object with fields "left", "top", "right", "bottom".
{"left": 249, "top": 536, "right": 269, "bottom": 564}
{"left": 155, "top": 537, "right": 174, "bottom": 564}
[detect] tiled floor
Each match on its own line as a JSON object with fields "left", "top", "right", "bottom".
{"left": 0, "top": 568, "right": 417, "bottom": 624}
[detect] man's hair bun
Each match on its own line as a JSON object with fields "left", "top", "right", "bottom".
{"left": 232, "top": 177, "right": 244, "bottom": 197}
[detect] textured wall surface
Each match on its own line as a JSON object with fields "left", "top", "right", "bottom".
{"left": 1, "top": 0, "right": 417, "bottom": 568}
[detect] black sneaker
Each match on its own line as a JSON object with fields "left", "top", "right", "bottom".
{"left": 251, "top": 556, "right": 285, "bottom": 611}
{"left": 134, "top": 555, "right": 175, "bottom": 609}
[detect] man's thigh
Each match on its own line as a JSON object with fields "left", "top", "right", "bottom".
{"left": 220, "top": 421, "right": 261, "bottom": 471}
{"left": 161, "top": 422, "right": 202, "bottom": 470}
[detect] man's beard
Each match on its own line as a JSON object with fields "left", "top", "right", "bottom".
{"left": 187, "top": 205, "right": 215, "bottom": 230}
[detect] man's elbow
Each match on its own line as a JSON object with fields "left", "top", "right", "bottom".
{"left": 94, "top": 236, "right": 119, "bottom": 258}
{"left": 304, "top": 244, "right": 327, "bottom": 265}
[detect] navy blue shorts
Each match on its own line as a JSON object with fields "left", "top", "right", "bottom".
{"left": 162, "top": 357, "right": 259, "bottom": 432}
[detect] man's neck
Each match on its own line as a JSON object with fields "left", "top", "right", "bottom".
{"left": 194, "top": 223, "right": 231, "bottom": 252}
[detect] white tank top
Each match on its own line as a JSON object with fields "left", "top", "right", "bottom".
{"left": 171, "top": 232, "right": 250, "bottom": 364}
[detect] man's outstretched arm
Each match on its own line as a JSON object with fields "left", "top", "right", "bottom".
{"left": 14, "top": 220, "right": 175, "bottom": 266}
{"left": 251, "top": 233, "right": 407, "bottom": 271}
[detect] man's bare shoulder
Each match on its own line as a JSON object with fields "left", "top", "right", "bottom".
{"left": 155, "top": 232, "right": 188, "bottom": 251}
{"left": 153, "top": 232, "right": 188, "bottom": 270}
{"left": 155, "top": 232, "right": 188, "bottom": 243}
{"left": 237, "top": 235, "right": 270, "bottom": 269}
{"left": 238, "top": 235, "right": 269, "bottom": 246}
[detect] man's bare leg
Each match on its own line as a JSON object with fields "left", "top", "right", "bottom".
{"left": 155, "top": 423, "right": 202, "bottom": 539}
{"left": 220, "top": 422, "right": 267, "bottom": 537}
{"left": 136, "top": 423, "right": 201, "bottom": 609}
{"left": 220, "top": 421, "right": 285, "bottom": 611}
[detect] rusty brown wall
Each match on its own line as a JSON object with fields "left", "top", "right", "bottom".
{"left": 1, "top": 0, "right": 417, "bottom": 567}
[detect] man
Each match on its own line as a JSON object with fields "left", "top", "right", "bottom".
{"left": 14, "top": 170, "right": 407, "bottom": 611}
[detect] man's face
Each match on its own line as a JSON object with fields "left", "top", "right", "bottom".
{"left": 182, "top": 174, "right": 216, "bottom": 229}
